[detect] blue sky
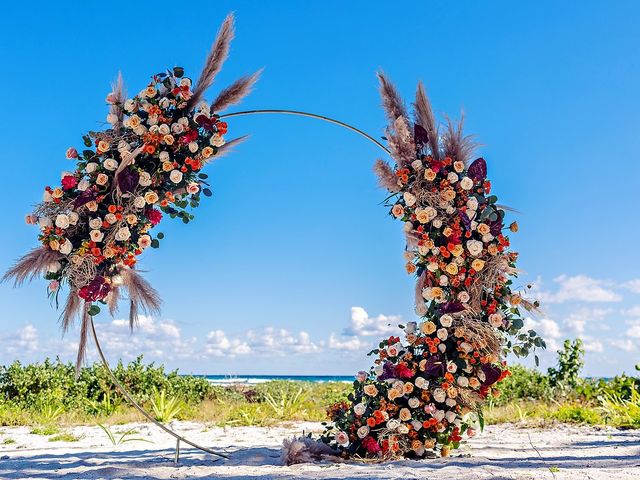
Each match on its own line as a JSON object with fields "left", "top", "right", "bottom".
{"left": 1, "top": 1, "right": 639, "bottom": 376}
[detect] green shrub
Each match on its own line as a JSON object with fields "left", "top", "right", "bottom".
{"left": 553, "top": 404, "right": 602, "bottom": 424}
{"left": 492, "top": 365, "right": 552, "bottom": 406}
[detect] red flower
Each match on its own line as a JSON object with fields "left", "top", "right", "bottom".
{"left": 181, "top": 129, "right": 198, "bottom": 144}
{"left": 145, "top": 208, "right": 163, "bottom": 226}
{"left": 61, "top": 175, "right": 78, "bottom": 191}
{"left": 362, "top": 436, "right": 381, "bottom": 454}
{"left": 78, "top": 276, "right": 111, "bottom": 302}
{"left": 395, "top": 363, "right": 413, "bottom": 379}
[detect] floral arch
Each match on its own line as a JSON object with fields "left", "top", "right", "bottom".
{"left": 3, "top": 13, "right": 543, "bottom": 461}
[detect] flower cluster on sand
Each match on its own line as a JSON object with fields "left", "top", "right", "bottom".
{"left": 321, "top": 74, "right": 544, "bottom": 459}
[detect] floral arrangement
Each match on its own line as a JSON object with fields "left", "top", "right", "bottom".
{"left": 3, "top": 14, "right": 259, "bottom": 370}
{"left": 320, "top": 73, "right": 544, "bottom": 459}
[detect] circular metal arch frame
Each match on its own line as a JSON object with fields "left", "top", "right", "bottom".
{"left": 91, "top": 109, "right": 392, "bottom": 461}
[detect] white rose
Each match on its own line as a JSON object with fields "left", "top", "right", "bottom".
{"left": 408, "top": 397, "right": 420, "bottom": 409}
{"left": 133, "top": 196, "right": 146, "bottom": 209}
{"left": 89, "top": 218, "right": 102, "bottom": 229}
{"left": 48, "top": 261, "right": 61, "bottom": 273}
{"left": 458, "top": 291, "right": 470, "bottom": 303}
{"left": 178, "top": 117, "right": 189, "bottom": 127}
{"left": 414, "top": 377, "right": 428, "bottom": 389}
{"left": 139, "top": 172, "right": 152, "bottom": 187}
{"left": 489, "top": 313, "right": 504, "bottom": 328}
{"left": 169, "top": 170, "right": 183, "bottom": 184}
{"left": 447, "top": 362, "right": 458, "bottom": 373}
{"left": 356, "top": 425, "right": 370, "bottom": 439}
{"left": 411, "top": 160, "right": 422, "bottom": 170}
{"left": 417, "top": 245, "right": 430, "bottom": 256}
{"left": 460, "top": 177, "right": 474, "bottom": 190}
{"left": 467, "top": 197, "right": 479, "bottom": 211}
{"left": 115, "top": 226, "right": 131, "bottom": 242}
{"left": 447, "top": 172, "right": 459, "bottom": 183}
{"left": 105, "top": 213, "right": 117, "bottom": 224}
{"left": 335, "top": 431, "right": 349, "bottom": 446}
{"left": 171, "top": 123, "right": 184, "bottom": 134}
{"left": 386, "top": 419, "right": 400, "bottom": 430}
{"left": 59, "top": 240, "right": 73, "bottom": 255}
{"left": 438, "top": 343, "right": 446, "bottom": 353}
{"left": 436, "top": 328, "right": 448, "bottom": 341}
{"left": 433, "top": 408, "right": 446, "bottom": 421}
{"left": 373, "top": 365, "right": 383, "bottom": 377}
{"left": 118, "top": 140, "right": 130, "bottom": 152}
{"left": 55, "top": 214, "right": 70, "bottom": 229}
{"left": 77, "top": 179, "right": 90, "bottom": 191}
{"left": 210, "top": 133, "right": 225, "bottom": 147}
{"left": 440, "top": 314, "right": 453, "bottom": 328}
{"left": 103, "top": 158, "right": 118, "bottom": 171}
{"left": 86, "top": 162, "right": 98, "bottom": 173}
{"left": 411, "top": 419, "right": 423, "bottom": 431}
{"left": 466, "top": 239, "right": 484, "bottom": 257}
{"left": 445, "top": 411, "right": 457, "bottom": 423}
{"left": 446, "top": 398, "right": 458, "bottom": 408}
{"left": 398, "top": 424, "right": 410, "bottom": 434}
{"left": 159, "top": 151, "right": 170, "bottom": 162}
{"left": 158, "top": 124, "right": 170, "bottom": 135}
{"left": 39, "top": 217, "right": 52, "bottom": 228}
{"left": 482, "top": 234, "right": 494, "bottom": 243}
{"left": 96, "top": 174, "right": 108, "bottom": 186}
{"left": 353, "top": 403, "right": 366, "bottom": 416}
{"left": 439, "top": 275, "right": 449, "bottom": 286}
{"left": 457, "top": 376, "right": 469, "bottom": 387}
{"left": 90, "top": 230, "right": 104, "bottom": 242}
{"left": 405, "top": 321, "right": 417, "bottom": 334}
{"left": 187, "top": 141, "right": 198, "bottom": 153}
{"left": 124, "top": 99, "right": 136, "bottom": 111}
{"left": 433, "top": 218, "right": 442, "bottom": 228}
{"left": 138, "top": 235, "right": 152, "bottom": 249}
{"left": 403, "top": 192, "right": 417, "bottom": 207}
{"left": 147, "top": 115, "right": 158, "bottom": 126}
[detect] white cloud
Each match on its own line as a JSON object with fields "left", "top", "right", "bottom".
{"left": 1, "top": 324, "right": 39, "bottom": 354}
{"left": 565, "top": 308, "right": 611, "bottom": 334}
{"left": 623, "top": 279, "right": 640, "bottom": 294}
{"left": 537, "top": 275, "right": 621, "bottom": 304}
{"left": 622, "top": 305, "right": 640, "bottom": 317}
{"left": 626, "top": 321, "right": 640, "bottom": 339}
{"left": 205, "top": 327, "right": 320, "bottom": 358}
{"left": 582, "top": 338, "right": 604, "bottom": 353}
{"left": 327, "top": 333, "right": 372, "bottom": 351}
{"left": 205, "top": 330, "right": 251, "bottom": 357}
{"left": 610, "top": 339, "right": 637, "bottom": 353}
{"left": 342, "top": 307, "right": 402, "bottom": 337}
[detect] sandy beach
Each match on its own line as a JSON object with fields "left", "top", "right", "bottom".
{"left": 1, "top": 421, "right": 638, "bottom": 479}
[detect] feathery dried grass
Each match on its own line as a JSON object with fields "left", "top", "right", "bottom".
{"left": 453, "top": 313, "right": 502, "bottom": 359}
{"left": 109, "top": 72, "right": 126, "bottom": 132}
{"left": 120, "top": 268, "right": 161, "bottom": 329}
{"left": 413, "top": 81, "right": 439, "bottom": 159}
{"left": 188, "top": 13, "right": 235, "bottom": 109}
{"left": 107, "top": 286, "right": 120, "bottom": 317}
{"left": 60, "top": 290, "right": 81, "bottom": 333}
{"left": 468, "top": 254, "right": 511, "bottom": 310}
{"left": 2, "top": 247, "right": 62, "bottom": 286}
{"left": 211, "top": 69, "right": 262, "bottom": 112}
{"left": 377, "top": 70, "right": 407, "bottom": 123}
{"left": 206, "top": 136, "right": 249, "bottom": 163}
{"left": 373, "top": 159, "right": 400, "bottom": 192}
{"left": 75, "top": 303, "right": 90, "bottom": 376}
{"left": 442, "top": 115, "right": 478, "bottom": 165}
{"left": 415, "top": 271, "right": 427, "bottom": 309}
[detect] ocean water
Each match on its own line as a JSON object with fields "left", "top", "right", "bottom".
{"left": 200, "top": 374, "right": 354, "bottom": 385}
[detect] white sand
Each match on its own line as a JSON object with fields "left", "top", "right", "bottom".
{"left": 1, "top": 421, "right": 639, "bottom": 479}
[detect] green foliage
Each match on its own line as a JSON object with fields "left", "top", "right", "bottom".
{"left": 2, "top": 438, "right": 16, "bottom": 444}
{"left": 97, "top": 423, "right": 150, "bottom": 445}
{"left": 553, "top": 404, "right": 602, "bottom": 424}
{"left": 48, "top": 432, "right": 81, "bottom": 442}
{"left": 547, "top": 339, "right": 584, "bottom": 389}
{"left": 31, "top": 425, "right": 60, "bottom": 435}
{"left": 492, "top": 365, "right": 552, "bottom": 406}
{"left": 149, "top": 388, "right": 185, "bottom": 422}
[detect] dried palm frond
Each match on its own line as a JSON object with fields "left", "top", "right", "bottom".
{"left": 281, "top": 437, "right": 341, "bottom": 465}
{"left": 453, "top": 313, "right": 502, "bottom": 359}
{"left": 413, "top": 81, "right": 439, "bottom": 160}
{"left": 468, "top": 254, "right": 511, "bottom": 310}
{"left": 442, "top": 114, "right": 478, "bottom": 165}
{"left": 518, "top": 297, "right": 542, "bottom": 315}
{"left": 2, "top": 247, "right": 62, "bottom": 286}
{"left": 60, "top": 290, "right": 81, "bottom": 333}
{"left": 188, "top": 13, "right": 235, "bottom": 110}
{"left": 109, "top": 72, "right": 126, "bottom": 133}
{"left": 457, "top": 388, "right": 483, "bottom": 409}
{"left": 75, "top": 302, "right": 90, "bottom": 376}
{"left": 377, "top": 71, "right": 408, "bottom": 123}
{"left": 206, "top": 135, "right": 249, "bottom": 163}
{"left": 211, "top": 69, "right": 262, "bottom": 112}
{"left": 120, "top": 267, "right": 161, "bottom": 329}
{"left": 373, "top": 159, "right": 400, "bottom": 192}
